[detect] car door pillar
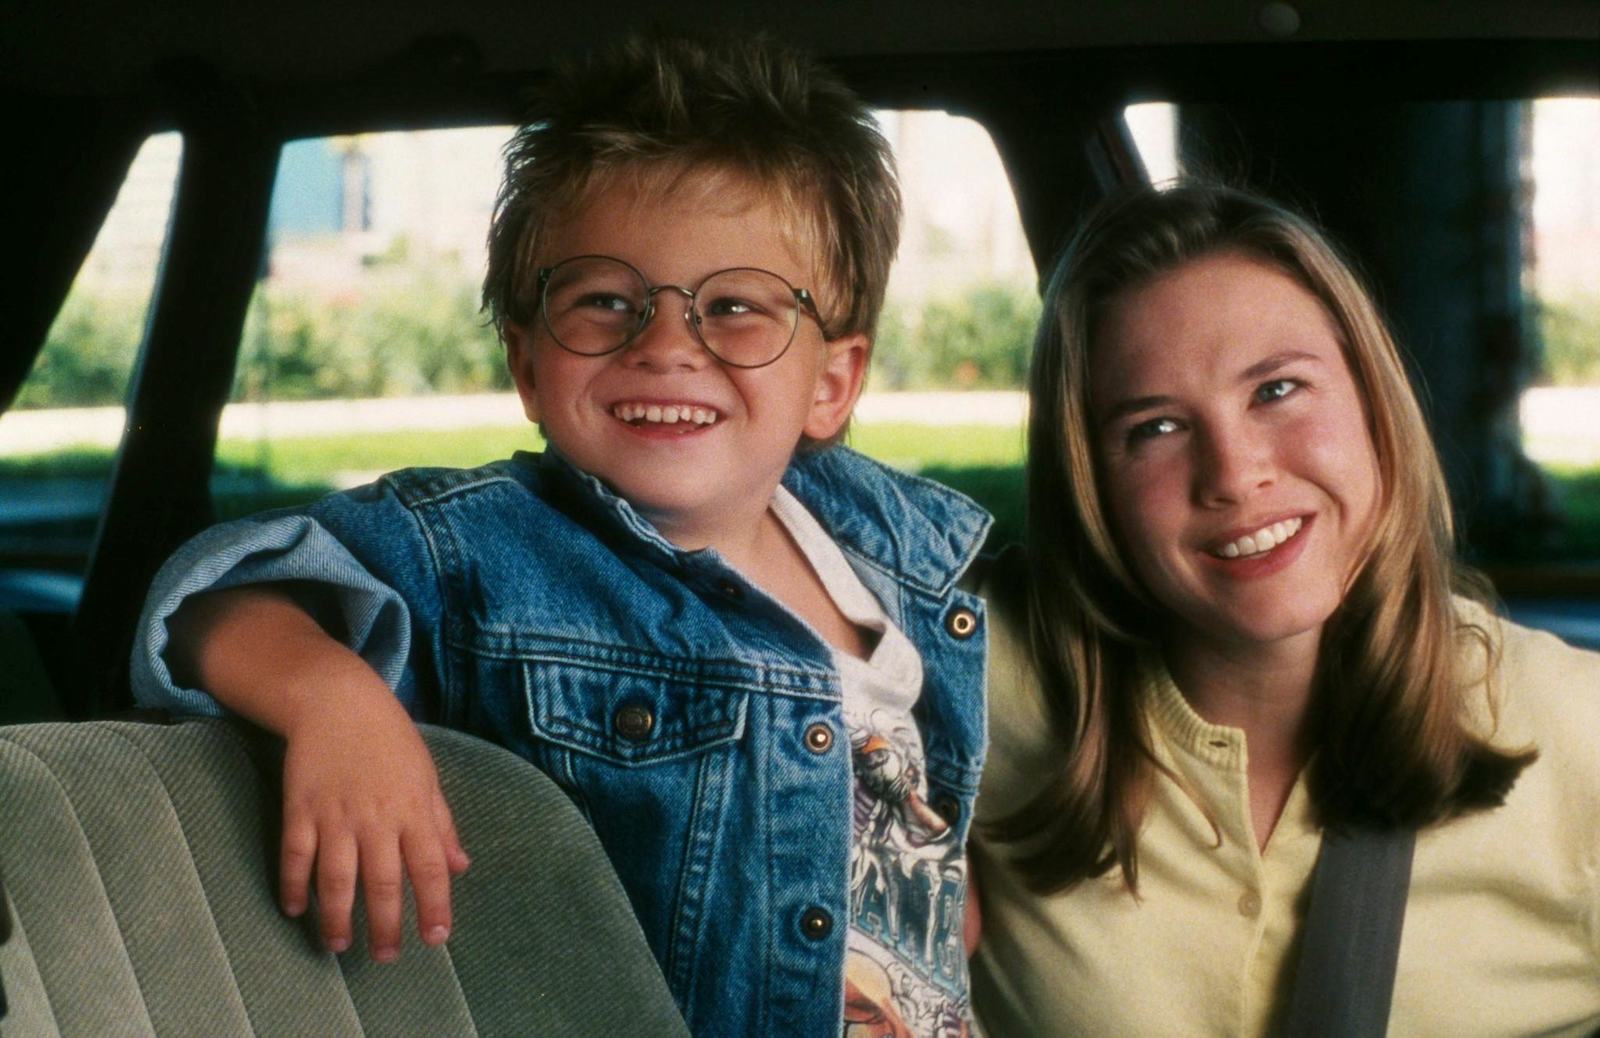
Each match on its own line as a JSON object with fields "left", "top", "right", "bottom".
{"left": 73, "top": 75, "right": 279, "bottom": 715}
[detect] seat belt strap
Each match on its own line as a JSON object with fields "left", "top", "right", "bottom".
{"left": 1280, "top": 825, "right": 1417, "bottom": 1037}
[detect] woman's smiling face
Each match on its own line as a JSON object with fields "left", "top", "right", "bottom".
{"left": 1090, "top": 249, "right": 1382, "bottom": 664}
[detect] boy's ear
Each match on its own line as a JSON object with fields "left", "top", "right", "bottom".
{"left": 504, "top": 322, "right": 541, "bottom": 423}
{"left": 803, "top": 332, "right": 870, "bottom": 441}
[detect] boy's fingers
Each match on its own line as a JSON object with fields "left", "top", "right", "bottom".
{"left": 314, "top": 830, "right": 359, "bottom": 953}
{"left": 279, "top": 813, "right": 318, "bottom": 917}
{"left": 434, "top": 790, "right": 470, "bottom": 874}
{"left": 402, "top": 827, "right": 454, "bottom": 946}
{"left": 361, "top": 837, "right": 406, "bottom": 963}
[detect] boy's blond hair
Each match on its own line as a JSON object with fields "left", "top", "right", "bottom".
{"left": 484, "top": 34, "right": 901, "bottom": 355}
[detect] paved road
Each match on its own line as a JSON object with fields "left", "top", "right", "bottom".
{"left": 0, "top": 391, "right": 1031, "bottom": 456}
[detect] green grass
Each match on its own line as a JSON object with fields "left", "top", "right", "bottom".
{"left": 0, "top": 422, "right": 1028, "bottom": 482}
{"left": 218, "top": 419, "right": 1033, "bottom": 544}
{"left": 1543, "top": 463, "right": 1600, "bottom": 558}
{"left": 847, "top": 421, "right": 1025, "bottom": 469}
{"left": 206, "top": 419, "right": 1028, "bottom": 483}
{"left": 0, "top": 447, "right": 121, "bottom": 479}
{"left": 11, "top": 422, "right": 1600, "bottom": 562}
{"left": 214, "top": 426, "right": 543, "bottom": 486}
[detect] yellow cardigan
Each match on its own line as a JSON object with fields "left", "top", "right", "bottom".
{"left": 971, "top": 604, "right": 1600, "bottom": 1036}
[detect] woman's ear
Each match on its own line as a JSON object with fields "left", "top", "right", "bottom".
{"left": 803, "top": 332, "right": 870, "bottom": 441}
{"left": 504, "top": 322, "right": 541, "bottom": 423}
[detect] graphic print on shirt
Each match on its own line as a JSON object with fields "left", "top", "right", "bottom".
{"left": 845, "top": 713, "right": 970, "bottom": 1038}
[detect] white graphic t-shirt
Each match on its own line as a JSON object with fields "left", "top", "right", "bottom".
{"left": 770, "top": 490, "right": 972, "bottom": 1038}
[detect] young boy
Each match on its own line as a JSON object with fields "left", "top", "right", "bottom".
{"left": 133, "top": 35, "right": 988, "bottom": 1037}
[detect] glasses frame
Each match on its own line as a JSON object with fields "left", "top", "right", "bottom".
{"left": 535, "top": 254, "right": 826, "bottom": 370}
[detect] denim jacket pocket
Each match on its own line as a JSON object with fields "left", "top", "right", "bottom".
{"left": 521, "top": 653, "right": 750, "bottom": 767}
{"left": 506, "top": 645, "right": 757, "bottom": 987}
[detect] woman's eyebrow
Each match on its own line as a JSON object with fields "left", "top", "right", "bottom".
{"left": 1098, "top": 394, "right": 1176, "bottom": 429}
{"left": 1239, "top": 350, "right": 1322, "bottom": 382}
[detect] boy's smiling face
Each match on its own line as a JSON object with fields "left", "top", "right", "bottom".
{"left": 504, "top": 174, "right": 868, "bottom": 550}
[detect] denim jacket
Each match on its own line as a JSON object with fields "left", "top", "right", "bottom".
{"left": 132, "top": 446, "right": 990, "bottom": 1036}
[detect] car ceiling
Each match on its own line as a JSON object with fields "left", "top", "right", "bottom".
{"left": 5, "top": 0, "right": 1596, "bottom": 102}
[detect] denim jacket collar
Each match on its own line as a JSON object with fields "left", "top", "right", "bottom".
{"left": 523, "top": 445, "right": 992, "bottom": 596}
{"left": 782, "top": 447, "right": 992, "bottom": 597}
{"left": 525, "top": 447, "right": 686, "bottom": 566}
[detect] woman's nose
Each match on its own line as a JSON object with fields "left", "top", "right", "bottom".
{"left": 622, "top": 288, "right": 707, "bottom": 371}
{"left": 1193, "top": 422, "right": 1274, "bottom": 506}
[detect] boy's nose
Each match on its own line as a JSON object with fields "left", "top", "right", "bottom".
{"left": 623, "top": 290, "right": 709, "bottom": 371}
{"left": 1193, "top": 422, "right": 1274, "bottom": 507}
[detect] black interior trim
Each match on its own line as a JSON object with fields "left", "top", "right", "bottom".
{"left": 1, "top": 96, "right": 148, "bottom": 413}
{"left": 71, "top": 81, "right": 280, "bottom": 716}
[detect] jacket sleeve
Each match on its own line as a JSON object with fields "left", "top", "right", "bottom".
{"left": 130, "top": 478, "right": 446, "bottom": 721}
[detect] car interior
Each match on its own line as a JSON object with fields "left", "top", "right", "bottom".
{"left": 2, "top": 0, "right": 1596, "bottom": 1032}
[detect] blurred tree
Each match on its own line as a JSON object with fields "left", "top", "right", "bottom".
{"left": 1533, "top": 295, "right": 1600, "bottom": 386}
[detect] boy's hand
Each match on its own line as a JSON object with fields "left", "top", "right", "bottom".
{"left": 278, "top": 682, "right": 471, "bottom": 961}
{"left": 169, "top": 585, "right": 470, "bottom": 962}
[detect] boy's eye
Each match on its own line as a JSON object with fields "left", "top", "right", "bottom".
{"left": 577, "top": 292, "right": 638, "bottom": 315}
{"left": 701, "top": 296, "right": 762, "bottom": 318}
{"left": 1126, "top": 416, "right": 1180, "bottom": 444}
{"left": 1255, "top": 378, "right": 1302, "bottom": 403}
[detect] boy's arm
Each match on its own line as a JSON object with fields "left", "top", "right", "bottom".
{"left": 168, "top": 583, "right": 468, "bottom": 961}
{"left": 133, "top": 508, "right": 426, "bottom": 718}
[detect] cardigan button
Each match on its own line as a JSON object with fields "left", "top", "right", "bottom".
{"left": 804, "top": 723, "right": 834, "bottom": 753}
{"left": 1238, "top": 890, "right": 1262, "bottom": 918}
{"left": 800, "top": 907, "right": 833, "bottom": 940}
{"left": 944, "top": 606, "right": 979, "bottom": 640}
{"left": 614, "top": 703, "right": 655, "bottom": 742}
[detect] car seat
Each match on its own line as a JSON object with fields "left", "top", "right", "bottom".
{"left": 0, "top": 717, "right": 687, "bottom": 1036}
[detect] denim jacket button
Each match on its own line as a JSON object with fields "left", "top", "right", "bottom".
{"left": 715, "top": 578, "right": 744, "bottom": 601}
{"left": 800, "top": 907, "right": 833, "bottom": 940}
{"left": 933, "top": 794, "right": 960, "bottom": 825}
{"left": 614, "top": 702, "right": 655, "bottom": 742}
{"left": 803, "top": 722, "right": 834, "bottom": 753}
{"left": 945, "top": 606, "right": 979, "bottom": 639}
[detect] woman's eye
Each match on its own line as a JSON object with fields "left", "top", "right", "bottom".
{"left": 1126, "top": 416, "right": 1180, "bottom": 444}
{"left": 1255, "top": 378, "right": 1301, "bottom": 403}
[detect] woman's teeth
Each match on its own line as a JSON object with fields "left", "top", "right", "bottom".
{"left": 1214, "top": 517, "right": 1304, "bottom": 559}
{"left": 612, "top": 402, "right": 720, "bottom": 425}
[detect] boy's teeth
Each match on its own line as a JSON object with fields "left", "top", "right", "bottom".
{"left": 612, "top": 403, "right": 719, "bottom": 426}
{"left": 1215, "top": 517, "right": 1303, "bottom": 559}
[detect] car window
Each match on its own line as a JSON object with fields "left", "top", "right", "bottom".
{"left": 0, "top": 132, "right": 183, "bottom": 611}
{"left": 216, "top": 128, "right": 521, "bottom": 521}
{"left": 1125, "top": 102, "right": 1180, "bottom": 183}
{"left": 1523, "top": 97, "right": 1600, "bottom": 563}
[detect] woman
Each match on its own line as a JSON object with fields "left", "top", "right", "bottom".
{"left": 970, "top": 182, "right": 1600, "bottom": 1035}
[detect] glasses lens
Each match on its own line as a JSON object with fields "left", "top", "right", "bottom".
{"left": 542, "top": 257, "right": 648, "bottom": 355}
{"left": 694, "top": 269, "right": 801, "bottom": 367}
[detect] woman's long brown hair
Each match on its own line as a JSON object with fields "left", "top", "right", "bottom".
{"left": 989, "top": 183, "right": 1536, "bottom": 894}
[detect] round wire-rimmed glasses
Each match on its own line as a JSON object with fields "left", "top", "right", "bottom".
{"left": 535, "top": 254, "right": 825, "bottom": 369}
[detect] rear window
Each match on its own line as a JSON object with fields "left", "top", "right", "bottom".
{"left": 0, "top": 132, "right": 183, "bottom": 608}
